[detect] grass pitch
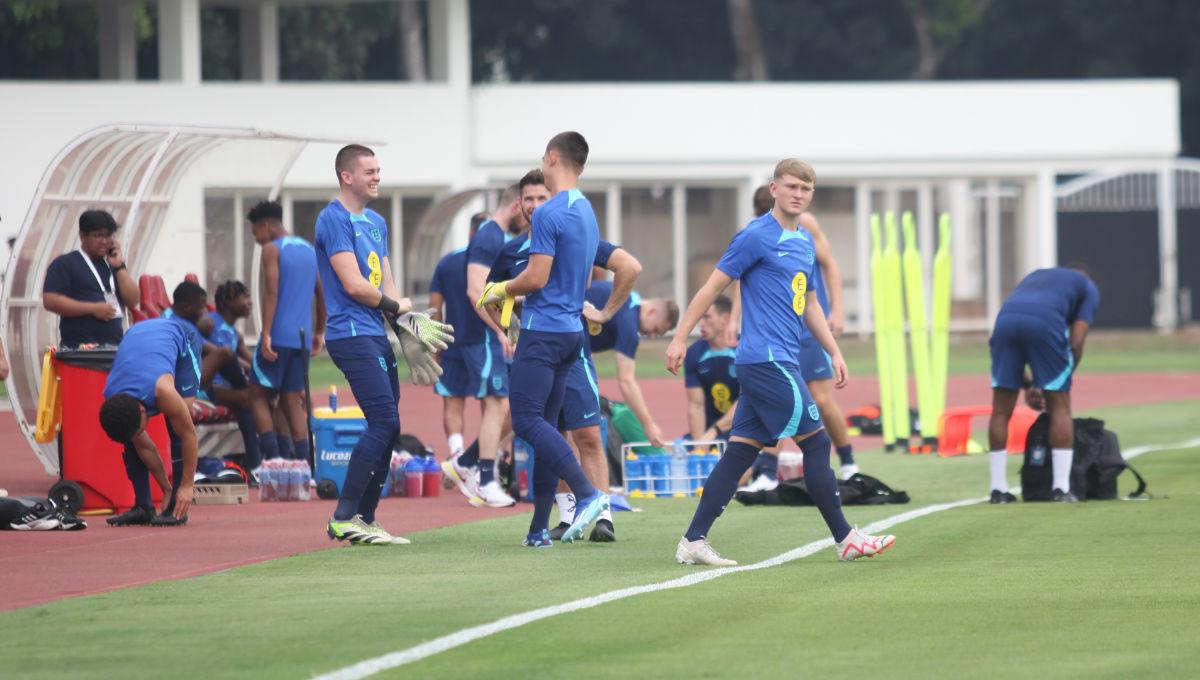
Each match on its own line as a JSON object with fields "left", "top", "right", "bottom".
{"left": 1, "top": 400, "right": 1197, "bottom": 679}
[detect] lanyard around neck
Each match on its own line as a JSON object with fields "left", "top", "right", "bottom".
{"left": 77, "top": 249, "right": 115, "bottom": 293}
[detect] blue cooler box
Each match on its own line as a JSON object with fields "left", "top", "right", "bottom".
{"left": 313, "top": 406, "right": 391, "bottom": 497}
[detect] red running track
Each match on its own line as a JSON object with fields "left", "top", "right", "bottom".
{"left": 1, "top": 371, "right": 1196, "bottom": 611}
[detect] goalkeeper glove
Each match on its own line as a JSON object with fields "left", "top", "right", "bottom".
{"left": 397, "top": 332, "right": 442, "bottom": 385}
{"left": 476, "top": 280, "right": 516, "bottom": 329}
{"left": 391, "top": 310, "right": 454, "bottom": 353}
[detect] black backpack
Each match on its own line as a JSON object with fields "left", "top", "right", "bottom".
{"left": 1021, "top": 414, "right": 1146, "bottom": 501}
{"left": 735, "top": 473, "right": 910, "bottom": 507}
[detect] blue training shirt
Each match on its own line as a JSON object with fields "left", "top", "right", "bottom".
{"left": 462, "top": 220, "right": 514, "bottom": 345}
{"left": 493, "top": 234, "right": 616, "bottom": 283}
{"left": 1000, "top": 268, "right": 1100, "bottom": 328}
{"left": 270, "top": 235, "right": 318, "bottom": 349}
{"left": 584, "top": 279, "right": 640, "bottom": 357}
{"left": 684, "top": 339, "right": 740, "bottom": 429}
{"left": 429, "top": 248, "right": 480, "bottom": 357}
{"left": 206, "top": 311, "right": 240, "bottom": 388}
{"left": 716, "top": 212, "right": 818, "bottom": 365}
{"left": 314, "top": 200, "right": 389, "bottom": 340}
{"left": 103, "top": 318, "right": 203, "bottom": 414}
{"left": 520, "top": 189, "right": 600, "bottom": 333}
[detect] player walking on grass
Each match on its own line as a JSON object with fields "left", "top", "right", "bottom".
{"left": 247, "top": 201, "right": 326, "bottom": 479}
{"left": 476, "top": 131, "right": 610, "bottom": 548}
{"left": 99, "top": 318, "right": 228, "bottom": 526}
{"left": 666, "top": 159, "right": 895, "bottom": 565}
{"left": 317, "top": 144, "right": 453, "bottom": 546}
{"left": 987, "top": 266, "right": 1099, "bottom": 504}
{"left": 738, "top": 187, "right": 859, "bottom": 491}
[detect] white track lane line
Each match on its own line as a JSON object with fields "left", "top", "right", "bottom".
{"left": 312, "top": 437, "right": 1199, "bottom": 680}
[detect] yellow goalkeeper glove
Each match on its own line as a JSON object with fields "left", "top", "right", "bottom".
{"left": 476, "top": 280, "right": 516, "bottom": 328}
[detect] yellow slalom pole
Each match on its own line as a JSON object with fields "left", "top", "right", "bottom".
{"left": 869, "top": 214, "right": 894, "bottom": 448}
{"left": 930, "top": 213, "right": 953, "bottom": 442}
{"left": 883, "top": 212, "right": 911, "bottom": 448}
{"left": 901, "top": 211, "right": 935, "bottom": 449}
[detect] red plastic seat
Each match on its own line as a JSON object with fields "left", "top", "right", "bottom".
{"left": 937, "top": 405, "right": 1041, "bottom": 457}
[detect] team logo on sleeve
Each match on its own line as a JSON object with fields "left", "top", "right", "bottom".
{"left": 367, "top": 251, "right": 383, "bottom": 288}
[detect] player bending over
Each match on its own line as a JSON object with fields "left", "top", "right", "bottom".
{"left": 987, "top": 266, "right": 1098, "bottom": 503}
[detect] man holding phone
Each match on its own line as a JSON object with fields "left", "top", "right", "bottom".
{"left": 43, "top": 210, "right": 140, "bottom": 347}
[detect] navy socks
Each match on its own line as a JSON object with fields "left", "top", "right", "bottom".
{"left": 293, "top": 438, "right": 311, "bottom": 467}
{"left": 258, "top": 431, "right": 279, "bottom": 461}
{"left": 836, "top": 444, "right": 855, "bottom": 466}
{"left": 799, "top": 430, "right": 852, "bottom": 542}
{"left": 122, "top": 444, "right": 153, "bottom": 510}
{"left": 684, "top": 441, "right": 759, "bottom": 541}
{"left": 459, "top": 439, "right": 480, "bottom": 468}
{"left": 479, "top": 459, "right": 495, "bottom": 486}
{"left": 756, "top": 451, "right": 779, "bottom": 480}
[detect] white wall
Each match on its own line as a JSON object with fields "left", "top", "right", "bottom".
{"left": 472, "top": 80, "right": 1180, "bottom": 167}
{"left": 0, "top": 78, "right": 1180, "bottom": 284}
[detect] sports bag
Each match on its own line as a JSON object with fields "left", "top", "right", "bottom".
{"left": 734, "top": 473, "right": 910, "bottom": 507}
{"left": 1021, "top": 414, "right": 1146, "bottom": 501}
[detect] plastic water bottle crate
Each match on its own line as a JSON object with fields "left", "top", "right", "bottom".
{"left": 621, "top": 440, "right": 725, "bottom": 498}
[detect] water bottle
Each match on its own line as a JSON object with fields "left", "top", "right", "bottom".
{"left": 404, "top": 457, "right": 425, "bottom": 498}
{"left": 670, "top": 438, "right": 689, "bottom": 494}
{"left": 257, "top": 460, "right": 273, "bottom": 502}
{"left": 329, "top": 385, "right": 338, "bottom": 413}
{"left": 266, "top": 458, "right": 283, "bottom": 501}
{"left": 298, "top": 460, "right": 312, "bottom": 501}
{"left": 389, "top": 452, "right": 404, "bottom": 496}
{"left": 422, "top": 454, "right": 442, "bottom": 497}
{"left": 687, "top": 452, "right": 705, "bottom": 492}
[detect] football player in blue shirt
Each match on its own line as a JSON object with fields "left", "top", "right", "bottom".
{"left": 445, "top": 172, "right": 554, "bottom": 506}
{"left": 987, "top": 266, "right": 1099, "bottom": 504}
{"left": 317, "top": 145, "right": 453, "bottom": 546}
{"left": 246, "top": 201, "right": 327, "bottom": 478}
{"left": 204, "top": 280, "right": 261, "bottom": 475}
{"left": 666, "top": 159, "right": 896, "bottom": 565}
{"left": 429, "top": 212, "right": 491, "bottom": 498}
{"left": 683, "top": 294, "right": 740, "bottom": 441}
{"left": 738, "top": 186, "right": 860, "bottom": 490}
{"left": 451, "top": 184, "right": 525, "bottom": 509}
{"left": 99, "top": 317, "right": 229, "bottom": 526}
{"left": 477, "top": 131, "right": 610, "bottom": 547}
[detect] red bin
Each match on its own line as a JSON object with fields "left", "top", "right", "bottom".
{"left": 55, "top": 348, "right": 173, "bottom": 511}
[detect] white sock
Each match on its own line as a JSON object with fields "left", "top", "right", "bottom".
{"left": 598, "top": 508, "right": 613, "bottom": 523}
{"left": 1051, "top": 448, "right": 1073, "bottom": 493}
{"left": 447, "top": 433, "right": 464, "bottom": 455}
{"left": 556, "top": 493, "right": 575, "bottom": 523}
{"left": 988, "top": 450, "right": 1008, "bottom": 493}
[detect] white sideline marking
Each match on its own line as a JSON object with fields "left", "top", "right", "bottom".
{"left": 312, "top": 438, "right": 1199, "bottom": 680}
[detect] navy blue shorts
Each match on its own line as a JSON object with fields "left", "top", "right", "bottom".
{"left": 731, "top": 362, "right": 823, "bottom": 444}
{"left": 557, "top": 348, "right": 601, "bottom": 431}
{"left": 174, "top": 349, "right": 201, "bottom": 400}
{"left": 434, "top": 351, "right": 471, "bottom": 398}
{"left": 251, "top": 346, "right": 306, "bottom": 393}
{"left": 460, "top": 339, "right": 509, "bottom": 398}
{"left": 990, "top": 312, "right": 1074, "bottom": 391}
{"left": 797, "top": 335, "right": 834, "bottom": 383}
